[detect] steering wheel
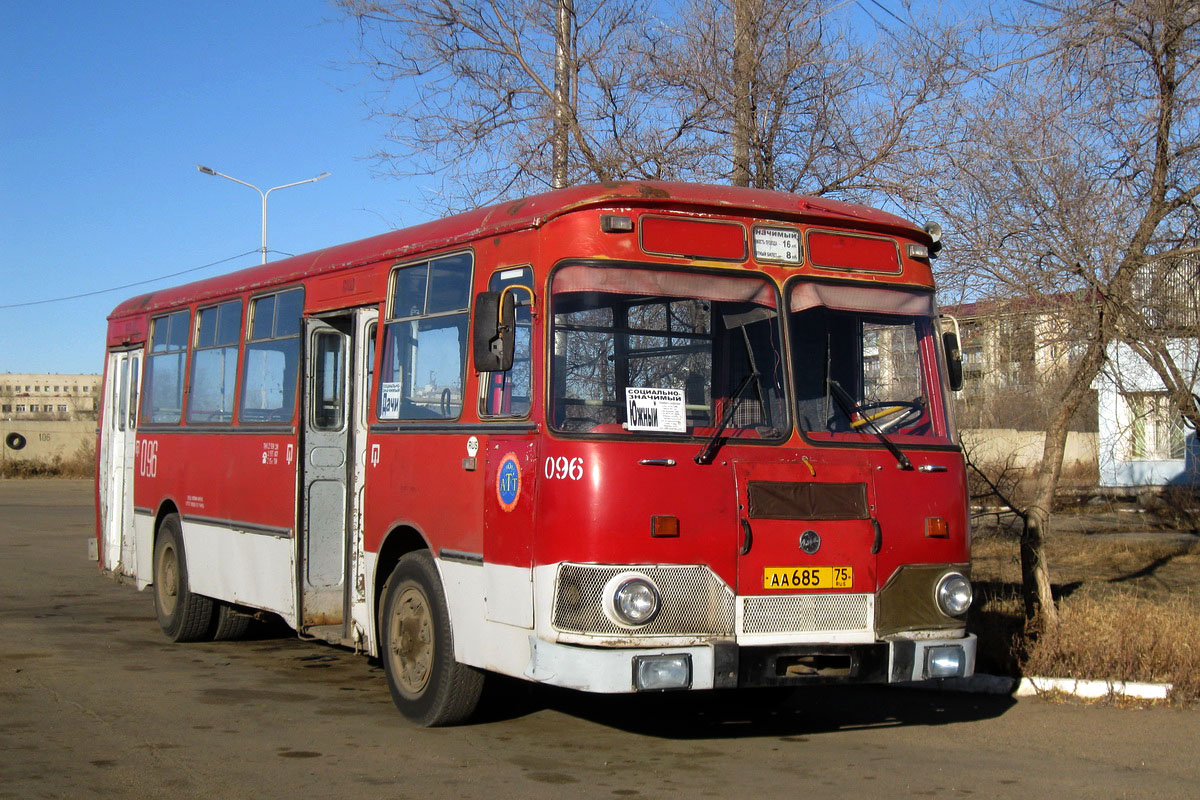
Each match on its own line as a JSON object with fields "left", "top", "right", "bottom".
{"left": 440, "top": 388, "right": 453, "bottom": 417}
{"left": 850, "top": 399, "right": 924, "bottom": 433}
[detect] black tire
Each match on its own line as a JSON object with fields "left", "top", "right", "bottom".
{"left": 153, "top": 514, "right": 215, "bottom": 642}
{"left": 379, "top": 551, "right": 484, "bottom": 726}
{"left": 211, "top": 602, "right": 253, "bottom": 640}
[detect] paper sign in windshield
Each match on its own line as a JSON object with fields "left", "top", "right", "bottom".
{"left": 379, "top": 382, "right": 404, "bottom": 420}
{"left": 753, "top": 226, "right": 801, "bottom": 264}
{"left": 625, "top": 387, "right": 686, "bottom": 433}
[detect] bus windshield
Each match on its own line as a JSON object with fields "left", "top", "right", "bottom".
{"left": 550, "top": 264, "right": 786, "bottom": 439}
{"left": 789, "top": 281, "right": 953, "bottom": 445}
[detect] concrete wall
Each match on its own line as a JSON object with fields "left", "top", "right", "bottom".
{"left": 0, "top": 420, "right": 94, "bottom": 464}
{"left": 961, "top": 428, "right": 1098, "bottom": 478}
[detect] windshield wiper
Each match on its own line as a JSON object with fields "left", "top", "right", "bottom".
{"left": 828, "top": 380, "right": 913, "bottom": 471}
{"left": 694, "top": 370, "right": 758, "bottom": 465}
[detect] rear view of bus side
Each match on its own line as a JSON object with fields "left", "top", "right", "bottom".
{"left": 96, "top": 182, "right": 974, "bottom": 726}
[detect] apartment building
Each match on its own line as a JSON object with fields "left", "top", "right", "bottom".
{"left": 0, "top": 373, "right": 102, "bottom": 421}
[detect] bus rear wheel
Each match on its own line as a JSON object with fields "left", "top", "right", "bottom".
{"left": 379, "top": 551, "right": 484, "bottom": 726}
{"left": 153, "top": 514, "right": 214, "bottom": 642}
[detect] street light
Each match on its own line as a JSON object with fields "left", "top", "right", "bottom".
{"left": 196, "top": 164, "right": 331, "bottom": 264}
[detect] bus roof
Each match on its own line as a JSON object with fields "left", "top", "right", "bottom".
{"left": 108, "top": 181, "right": 922, "bottom": 320}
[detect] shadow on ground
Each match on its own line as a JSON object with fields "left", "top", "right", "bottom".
{"left": 474, "top": 678, "right": 1016, "bottom": 737}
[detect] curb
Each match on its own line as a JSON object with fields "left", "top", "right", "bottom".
{"left": 898, "top": 673, "right": 1173, "bottom": 700}
{"left": 1014, "top": 676, "right": 1172, "bottom": 700}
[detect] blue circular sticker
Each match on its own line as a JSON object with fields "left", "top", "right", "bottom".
{"left": 496, "top": 453, "right": 521, "bottom": 512}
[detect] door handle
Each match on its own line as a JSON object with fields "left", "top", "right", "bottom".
{"left": 739, "top": 518, "right": 753, "bottom": 555}
{"left": 870, "top": 517, "right": 882, "bottom": 555}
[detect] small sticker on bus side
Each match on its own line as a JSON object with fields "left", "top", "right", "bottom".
{"left": 496, "top": 453, "right": 521, "bottom": 512}
{"left": 625, "top": 387, "right": 686, "bottom": 432}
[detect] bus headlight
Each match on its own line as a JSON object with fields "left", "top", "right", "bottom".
{"left": 610, "top": 575, "right": 661, "bottom": 626}
{"left": 935, "top": 573, "right": 973, "bottom": 617}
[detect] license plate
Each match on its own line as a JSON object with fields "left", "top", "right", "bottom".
{"left": 763, "top": 566, "right": 853, "bottom": 590}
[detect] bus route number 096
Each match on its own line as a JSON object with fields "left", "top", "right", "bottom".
{"left": 544, "top": 456, "right": 584, "bottom": 481}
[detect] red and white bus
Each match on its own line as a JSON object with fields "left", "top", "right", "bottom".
{"left": 97, "top": 182, "right": 974, "bottom": 725}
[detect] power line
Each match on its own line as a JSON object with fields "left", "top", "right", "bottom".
{"left": 0, "top": 249, "right": 260, "bottom": 311}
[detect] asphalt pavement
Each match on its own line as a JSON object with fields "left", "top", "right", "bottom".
{"left": 2, "top": 479, "right": 1197, "bottom": 799}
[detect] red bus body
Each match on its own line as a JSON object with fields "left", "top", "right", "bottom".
{"left": 96, "top": 182, "right": 973, "bottom": 722}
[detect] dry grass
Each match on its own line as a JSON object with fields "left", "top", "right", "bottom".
{"left": 970, "top": 522, "right": 1200, "bottom": 704}
{"left": 0, "top": 440, "right": 95, "bottom": 479}
{"left": 1023, "top": 594, "right": 1200, "bottom": 703}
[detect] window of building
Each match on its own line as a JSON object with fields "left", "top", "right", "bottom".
{"left": 58, "top": 404, "right": 68, "bottom": 413}
{"left": 187, "top": 300, "right": 243, "bottom": 424}
{"left": 1125, "top": 392, "right": 1186, "bottom": 460}
{"left": 16, "top": 405, "right": 25, "bottom": 412}
{"left": 144, "top": 309, "right": 190, "bottom": 423}
{"left": 1, "top": 405, "right": 10, "bottom": 413}
{"left": 378, "top": 253, "right": 472, "bottom": 421}
{"left": 240, "top": 288, "right": 304, "bottom": 423}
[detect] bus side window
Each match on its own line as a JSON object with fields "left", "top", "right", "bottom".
{"left": 240, "top": 288, "right": 304, "bottom": 424}
{"left": 378, "top": 253, "right": 472, "bottom": 421}
{"left": 187, "top": 299, "right": 242, "bottom": 425}
{"left": 143, "top": 309, "right": 190, "bottom": 424}
{"left": 481, "top": 266, "right": 533, "bottom": 418}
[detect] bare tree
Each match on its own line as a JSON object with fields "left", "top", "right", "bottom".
{"left": 930, "top": 0, "right": 1200, "bottom": 622}
{"left": 340, "top": 0, "right": 691, "bottom": 207}
{"left": 649, "top": 0, "right": 978, "bottom": 197}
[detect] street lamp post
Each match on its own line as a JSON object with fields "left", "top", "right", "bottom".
{"left": 196, "top": 165, "right": 331, "bottom": 264}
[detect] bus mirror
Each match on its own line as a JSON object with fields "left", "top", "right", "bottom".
{"left": 474, "top": 291, "right": 516, "bottom": 372}
{"left": 943, "top": 331, "right": 963, "bottom": 392}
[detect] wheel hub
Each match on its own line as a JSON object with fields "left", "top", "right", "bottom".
{"left": 390, "top": 585, "right": 433, "bottom": 697}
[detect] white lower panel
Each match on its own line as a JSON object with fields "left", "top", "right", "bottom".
{"left": 133, "top": 513, "right": 155, "bottom": 590}
{"left": 485, "top": 562, "right": 533, "bottom": 628}
{"left": 436, "top": 559, "right": 521, "bottom": 675}
{"left": 180, "top": 520, "right": 296, "bottom": 625}
{"left": 525, "top": 638, "right": 714, "bottom": 693}
{"left": 353, "top": 551, "right": 378, "bottom": 655}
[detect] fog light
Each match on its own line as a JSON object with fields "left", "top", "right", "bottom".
{"left": 633, "top": 654, "right": 692, "bottom": 691}
{"left": 925, "top": 645, "right": 965, "bottom": 679}
{"left": 612, "top": 576, "right": 661, "bottom": 626}
{"left": 935, "top": 572, "right": 973, "bottom": 617}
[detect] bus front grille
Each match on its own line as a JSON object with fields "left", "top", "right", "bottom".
{"left": 739, "top": 594, "right": 873, "bottom": 635}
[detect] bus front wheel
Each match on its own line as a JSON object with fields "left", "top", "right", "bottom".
{"left": 379, "top": 551, "right": 484, "bottom": 726}
{"left": 153, "top": 514, "right": 214, "bottom": 642}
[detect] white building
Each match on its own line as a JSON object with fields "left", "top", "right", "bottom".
{"left": 1093, "top": 256, "right": 1199, "bottom": 488}
{"left": 0, "top": 373, "right": 101, "bottom": 421}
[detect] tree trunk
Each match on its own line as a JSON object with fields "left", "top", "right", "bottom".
{"left": 1020, "top": 339, "right": 1107, "bottom": 624}
{"left": 552, "top": 0, "right": 573, "bottom": 189}
{"left": 730, "top": 0, "right": 754, "bottom": 186}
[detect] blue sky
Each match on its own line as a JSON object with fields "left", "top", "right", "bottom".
{"left": 0, "top": 1, "right": 423, "bottom": 375}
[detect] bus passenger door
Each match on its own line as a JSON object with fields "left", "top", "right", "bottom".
{"left": 348, "top": 308, "right": 377, "bottom": 646}
{"left": 100, "top": 348, "right": 141, "bottom": 577}
{"left": 300, "top": 316, "right": 354, "bottom": 633}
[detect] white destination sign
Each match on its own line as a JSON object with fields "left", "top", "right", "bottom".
{"left": 753, "top": 226, "right": 801, "bottom": 264}
{"left": 379, "top": 381, "right": 404, "bottom": 420}
{"left": 625, "top": 387, "right": 687, "bottom": 433}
